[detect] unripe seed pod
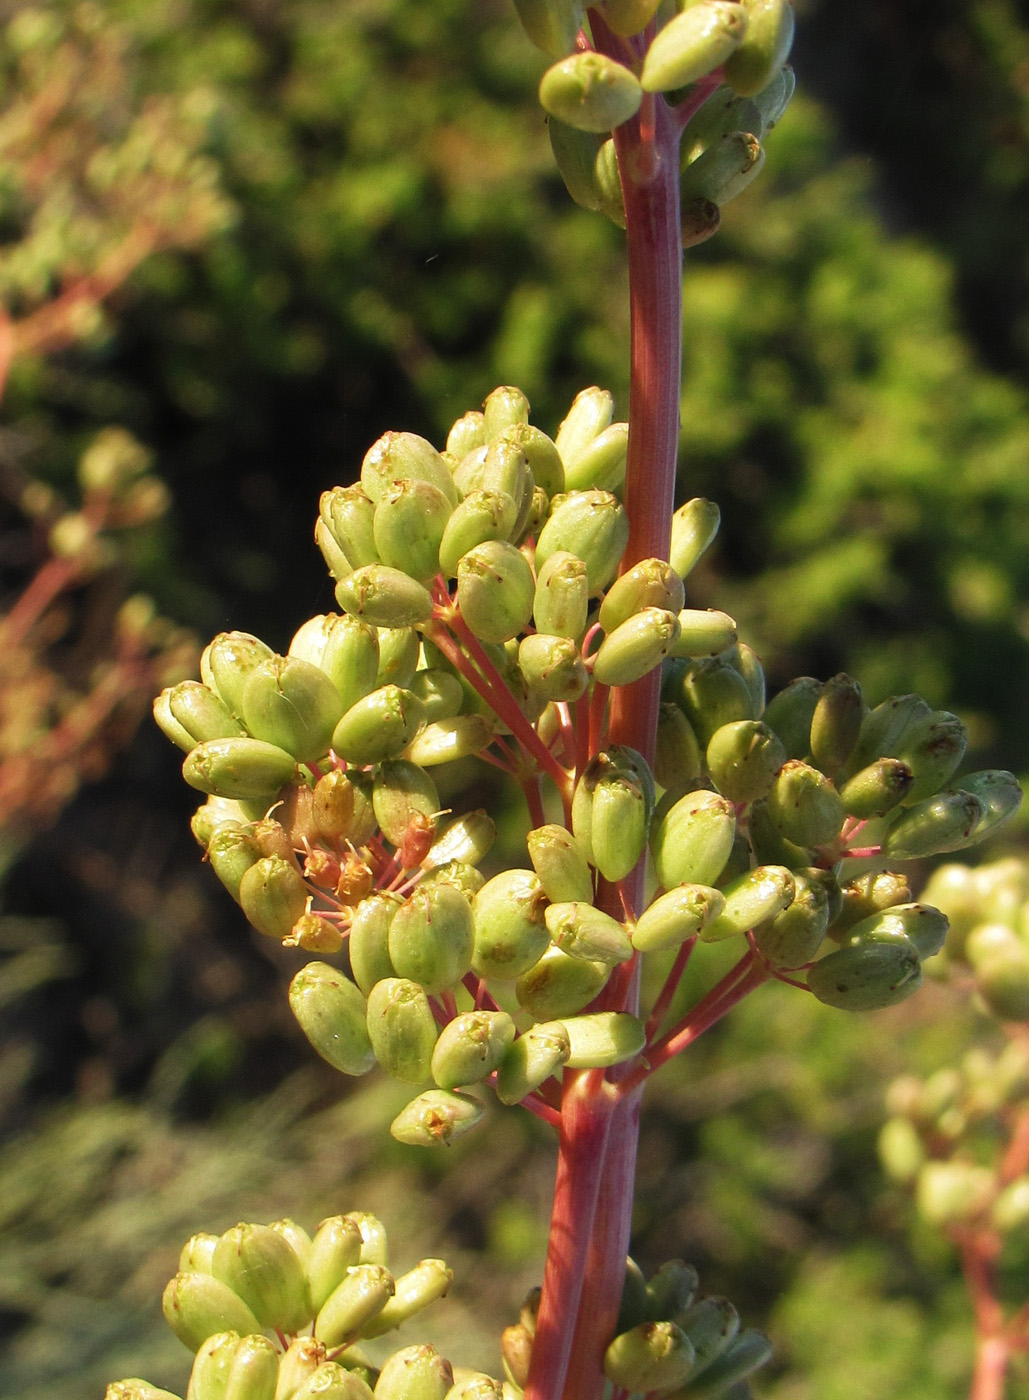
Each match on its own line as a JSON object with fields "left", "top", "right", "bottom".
{"left": 409, "top": 668, "right": 464, "bottom": 723}
{"left": 666, "top": 609, "right": 737, "bottom": 660}
{"left": 335, "top": 566, "right": 434, "bottom": 629}
{"left": 185, "top": 1332, "right": 242, "bottom": 1400}
{"left": 106, "top": 1383, "right": 181, "bottom": 1400}
{"left": 882, "top": 789, "right": 985, "bottom": 859}
{"left": 495, "top": 1022, "right": 571, "bottom": 1104}
{"left": 212, "top": 1224, "right": 311, "bottom": 1333}
{"left": 292, "top": 1363, "right": 373, "bottom": 1400}
{"left": 669, "top": 498, "right": 720, "bottom": 581}
{"left": 361, "top": 1259, "right": 454, "bottom": 1339}
{"left": 348, "top": 894, "right": 402, "bottom": 993}
{"left": 642, "top": 6, "right": 749, "bottom": 93}
{"left": 431, "top": 1011, "right": 517, "bottom": 1089}
{"left": 680, "top": 83, "right": 762, "bottom": 164}
{"left": 480, "top": 439, "right": 533, "bottom": 526}
{"left": 561, "top": 1011, "right": 645, "bottom": 1068}
{"left": 221, "top": 1333, "right": 279, "bottom": 1400}
{"left": 238, "top": 856, "right": 307, "bottom": 940}
{"left": 361, "top": 431, "right": 458, "bottom": 509}
{"left": 549, "top": 114, "right": 605, "bottom": 213}
{"left": 631, "top": 883, "right": 725, "bottom": 953}
{"left": 438, "top": 491, "right": 518, "bottom": 579}
{"left": 317, "top": 617, "right": 381, "bottom": 715}
{"left": 288, "top": 963, "right": 376, "bottom": 1076}
{"left": 289, "top": 614, "right": 333, "bottom": 668}
{"left": 307, "top": 1218, "right": 364, "bottom": 1314}
{"left": 724, "top": 0, "right": 794, "bottom": 96}
{"left": 527, "top": 824, "right": 594, "bottom": 904}
{"left": 673, "top": 656, "right": 757, "bottom": 746}
{"left": 916, "top": 1161, "right": 995, "bottom": 1226}
{"left": 242, "top": 656, "right": 343, "bottom": 762}
{"left": 184, "top": 738, "right": 296, "bottom": 801}
{"left": 702, "top": 865, "right": 795, "bottom": 943}
{"left": 878, "top": 1116, "right": 925, "bottom": 1185}
{"left": 533, "top": 550, "right": 590, "bottom": 639}
{"left": 593, "top": 137, "right": 627, "bottom": 228}
{"left": 516, "top": 945, "right": 610, "bottom": 1019}
{"left": 169, "top": 681, "right": 247, "bottom": 745}
{"left": 373, "top": 761, "right": 439, "bottom": 847}
{"left": 366, "top": 978, "right": 438, "bottom": 1085}
{"left": 502, "top": 1326, "right": 533, "bottom": 1389}
{"left": 501, "top": 422, "right": 565, "bottom": 498}
{"left": 593, "top": 608, "right": 681, "bottom": 687}
{"left": 654, "top": 703, "right": 704, "bottom": 797}
{"left": 426, "top": 811, "right": 496, "bottom": 869}
{"left": 342, "top": 1214, "right": 389, "bottom": 1268}
{"left": 405, "top": 715, "right": 495, "bottom": 769}
{"left": 535, "top": 490, "right": 629, "bottom": 594}
{"left": 762, "top": 676, "right": 821, "bottom": 760}
{"left": 555, "top": 387, "right": 613, "bottom": 464}
{"left": 644, "top": 1260, "right": 699, "bottom": 1325}
{"left": 207, "top": 826, "right": 262, "bottom": 903}
{"left": 725, "top": 641, "right": 766, "bottom": 715}
{"left": 766, "top": 760, "right": 845, "bottom": 848}
{"left": 314, "top": 1265, "right": 395, "bottom": 1346}
{"left": 706, "top": 719, "right": 784, "bottom": 804}
{"left": 650, "top": 789, "right": 736, "bottom": 890}
{"left": 838, "top": 758, "right": 915, "bottom": 819}
{"left": 753, "top": 61, "right": 795, "bottom": 128}
{"left": 589, "top": 772, "right": 651, "bottom": 884}
{"left": 561, "top": 421, "right": 628, "bottom": 493}
{"left": 545, "top": 901, "right": 633, "bottom": 965}
{"left": 471, "top": 869, "right": 551, "bottom": 979}
{"left": 388, "top": 885, "right": 475, "bottom": 994}
{"left": 180, "top": 1232, "right": 220, "bottom": 1275}
{"left": 205, "top": 632, "right": 275, "bottom": 717}
{"left": 675, "top": 1328, "right": 772, "bottom": 1398}
{"left": 539, "top": 50, "right": 644, "bottom": 132}
{"left": 321, "top": 486, "right": 379, "bottom": 569}
{"left": 681, "top": 130, "right": 764, "bottom": 205}
{"left": 676, "top": 1296, "right": 739, "bottom": 1373}
{"left": 456, "top": 540, "right": 535, "bottom": 644}
{"left": 316, "top": 516, "right": 353, "bottom": 583}
{"left": 842, "top": 693, "right": 931, "bottom": 780}
{"left": 843, "top": 903, "right": 949, "bottom": 962}
{"left": 518, "top": 633, "right": 589, "bottom": 702}
{"left": 604, "top": 1321, "right": 695, "bottom": 1392}
{"left": 599, "top": 559, "right": 685, "bottom": 635}
{"left": 893, "top": 709, "right": 967, "bottom": 805}
{"left": 447, "top": 411, "right": 486, "bottom": 459}
{"left": 830, "top": 871, "right": 911, "bottom": 940}
{"left": 810, "top": 673, "right": 864, "bottom": 777}
{"left": 276, "top": 1337, "right": 329, "bottom": 1400}
{"left": 483, "top": 385, "right": 530, "bottom": 440}
{"left": 807, "top": 939, "right": 922, "bottom": 1012}
{"left": 955, "top": 770, "right": 1023, "bottom": 843}
{"left": 390, "top": 1090, "right": 485, "bottom": 1148}
{"left": 191, "top": 797, "right": 248, "bottom": 848}
{"left": 331, "top": 686, "right": 426, "bottom": 766}
{"left": 162, "top": 1275, "right": 260, "bottom": 1352}
{"left": 753, "top": 869, "right": 831, "bottom": 968}
{"left": 746, "top": 796, "right": 811, "bottom": 868}
{"left": 376, "top": 627, "right": 421, "bottom": 689}
{"left": 287, "top": 913, "right": 343, "bottom": 956}
{"left": 155, "top": 688, "right": 200, "bottom": 751}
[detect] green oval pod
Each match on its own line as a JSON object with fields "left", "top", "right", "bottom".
{"left": 331, "top": 686, "right": 426, "bottom": 766}
{"left": 518, "top": 633, "right": 589, "bottom": 702}
{"left": 955, "top": 770, "right": 1023, "bottom": 844}
{"left": 667, "top": 609, "right": 737, "bottom": 660}
{"left": 527, "top": 824, "right": 594, "bottom": 904}
{"left": 829, "top": 870, "right": 911, "bottom": 941}
{"left": 683, "top": 128, "right": 765, "bottom": 205}
{"left": 180, "top": 1232, "right": 220, "bottom": 1275}
{"left": 162, "top": 1276, "right": 259, "bottom": 1352}
{"left": 456, "top": 540, "right": 535, "bottom": 644}
{"left": 561, "top": 1010, "right": 645, "bottom": 1068}
{"left": 655, "top": 703, "right": 704, "bottom": 797}
{"left": 548, "top": 116, "right": 605, "bottom": 212}
{"left": 843, "top": 903, "right": 949, "bottom": 961}
{"left": 291, "top": 1362, "right": 373, "bottom": 1400}
{"left": 535, "top": 490, "right": 629, "bottom": 594}
{"left": 599, "top": 558, "right": 685, "bottom": 635}
{"left": 533, "top": 549, "right": 590, "bottom": 640}
{"left": 360, "top": 1259, "right": 454, "bottom": 1339}
{"left": 313, "top": 1265, "right": 394, "bottom": 1347}
{"left": 482, "top": 384, "right": 530, "bottom": 440}
{"left": 443, "top": 1376, "right": 503, "bottom": 1400}
{"left": 238, "top": 856, "right": 307, "bottom": 940}
{"left": 388, "top": 885, "right": 475, "bottom": 994}
{"left": 344, "top": 1214, "right": 389, "bottom": 1268}
{"left": 511, "top": 0, "right": 582, "bottom": 56}
{"left": 650, "top": 789, "right": 736, "bottom": 890}
{"left": 555, "top": 386, "right": 614, "bottom": 465}
{"left": 838, "top": 758, "right": 914, "bottom": 819}
{"left": 307, "top": 1217, "right": 364, "bottom": 1315}
{"left": 404, "top": 715, "right": 494, "bottom": 767}
{"left": 409, "top": 668, "right": 465, "bottom": 723}
{"left": 766, "top": 759, "right": 845, "bottom": 848}
{"left": 641, "top": 3, "right": 749, "bottom": 93}
{"left": 892, "top": 709, "right": 968, "bottom": 805}
{"left": 471, "top": 868, "right": 551, "bottom": 979}
{"left": 882, "top": 789, "right": 985, "bottom": 859}
{"left": 206, "top": 632, "right": 276, "bottom": 717}
{"left": 631, "top": 883, "right": 725, "bottom": 953}
{"left": 366, "top": 978, "right": 438, "bottom": 1084}
{"left": 539, "top": 51, "right": 643, "bottom": 133}
{"left": 186, "top": 1331, "right": 243, "bottom": 1400}
{"left": 706, "top": 719, "right": 784, "bottom": 804}
{"left": 212, "top": 1224, "right": 310, "bottom": 1333}
{"left": 446, "top": 410, "right": 486, "bottom": 458}
{"left": 753, "top": 869, "right": 831, "bottom": 968}
{"left": 807, "top": 939, "right": 922, "bottom": 1011}
{"left": 373, "top": 760, "right": 440, "bottom": 847}
{"left": 207, "top": 826, "right": 262, "bottom": 903}
{"left": 753, "top": 61, "right": 795, "bottom": 128}
{"left": 361, "top": 431, "right": 458, "bottom": 509}
{"left": 438, "top": 490, "right": 518, "bottom": 579}
{"left": 495, "top": 1021, "right": 571, "bottom": 1104}
{"left": 184, "top": 738, "right": 296, "bottom": 801}
{"left": 724, "top": 0, "right": 794, "bottom": 96}
{"left": 590, "top": 771, "right": 652, "bottom": 884}
{"left": 842, "top": 693, "right": 931, "bottom": 779}
{"left": 701, "top": 865, "right": 795, "bottom": 943}
{"left": 545, "top": 901, "right": 633, "bottom": 965}
{"left": 669, "top": 498, "right": 720, "bottom": 581}
{"left": 169, "top": 681, "right": 247, "bottom": 745}
{"left": 389, "top": 1090, "right": 485, "bottom": 1148}
{"left": 376, "top": 626, "right": 421, "bottom": 688}
{"left": 314, "top": 616, "right": 381, "bottom": 715}
{"left": 320, "top": 486, "right": 379, "bottom": 569}
{"left": 373, "top": 479, "right": 452, "bottom": 584}
{"left": 673, "top": 656, "right": 756, "bottom": 746}
{"left": 288, "top": 963, "right": 376, "bottom": 1076}
{"left": 222, "top": 1334, "right": 278, "bottom": 1400}
{"left": 426, "top": 811, "right": 496, "bottom": 869}
{"left": 644, "top": 1260, "right": 699, "bottom": 1325}
{"left": 674, "top": 1328, "right": 772, "bottom": 1398}
{"left": 516, "top": 945, "right": 610, "bottom": 1019}
{"left": 561, "top": 421, "right": 628, "bottom": 493}
{"left": 335, "top": 566, "right": 434, "bottom": 629}
{"left": 675, "top": 1295, "right": 739, "bottom": 1373}
{"left": 275, "top": 1337, "right": 329, "bottom": 1399}
{"left": 809, "top": 673, "right": 864, "bottom": 777}
{"left": 762, "top": 676, "right": 821, "bottom": 760}
{"left": 604, "top": 1321, "right": 695, "bottom": 1392}
{"left": 154, "top": 689, "right": 199, "bottom": 751}
{"left": 480, "top": 438, "right": 533, "bottom": 524}
{"left": 431, "top": 1010, "right": 517, "bottom": 1089}
{"left": 593, "top": 608, "right": 681, "bottom": 688}
{"left": 501, "top": 422, "right": 565, "bottom": 498}
{"left": 316, "top": 515, "right": 354, "bottom": 584}
{"left": 242, "top": 655, "right": 343, "bottom": 762}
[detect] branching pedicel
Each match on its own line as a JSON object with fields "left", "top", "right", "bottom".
{"left": 111, "top": 3, "right": 1023, "bottom": 1400}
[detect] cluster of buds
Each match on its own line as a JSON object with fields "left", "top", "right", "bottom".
{"left": 518, "top": 0, "right": 794, "bottom": 246}
{"left": 107, "top": 1213, "right": 514, "bottom": 1400}
{"left": 503, "top": 1259, "right": 770, "bottom": 1398}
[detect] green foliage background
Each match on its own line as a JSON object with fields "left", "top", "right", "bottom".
{"left": 2, "top": 0, "right": 1029, "bottom": 1396}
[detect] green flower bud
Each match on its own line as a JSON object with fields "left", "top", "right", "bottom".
{"left": 348, "top": 893, "right": 401, "bottom": 994}
{"left": 650, "top": 789, "right": 736, "bottom": 890}
{"left": 745, "top": 796, "right": 809, "bottom": 868}
{"left": 371, "top": 760, "right": 439, "bottom": 847}
{"left": 593, "top": 136, "right": 627, "bottom": 228}
{"left": 675, "top": 1296, "right": 739, "bottom": 1374}
{"left": 723, "top": 0, "right": 794, "bottom": 96}
{"left": 361, "top": 1259, "right": 454, "bottom": 1339}
{"left": 527, "top": 824, "right": 594, "bottom": 904}
{"left": 313, "top": 616, "right": 381, "bottom": 716}
{"left": 561, "top": 1010, "right": 645, "bottom": 1068}
{"left": 376, "top": 626, "right": 421, "bottom": 689}
{"left": 672, "top": 656, "right": 756, "bottom": 746}
{"left": 535, "top": 490, "right": 629, "bottom": 594}
{"left": 674, "top": 1328, "right": 772, "bottom": 1398}
{"left": 162, "top": 1276, "right": 260, "bottom": 1352}
{"left": 291, "top": 1363, "right": 373, "bottom": 1400}
{"left": 517, "top": 633, "right": 589, "bottom": 702}
{"left": 641, "top": 3, "right": 749, "bottom": 94}
{"left": 447, "top": 412, "right": 486, "bottom": 459}
{"left": 185, "top": 1332, "right": 241, "bottom": 1400}
{"left": 207, "top": 826, "right": 262, "bottom": 903}
{"left": 753, "top": 869, "right": 831, "bottom": 968}
{"left": 431, "top": 1010, "right": 517, "bottom": 1089}
{"left": 307, "top": 1219, "right": 364, "bottom": 1315}
{"left": 830, "top": 871, "right": 911, "bottom": 940}
{"left": 316, "top": 517, "right": 354, "bottom": 584}
{"left": 680, "top": 83, "right": 762, "bottom": 163}
{"left": 725, "top": 641, "right": 766, "bottom": 715}
{"left": 480, "top": 386, "right": 529, "bottom": 441}
{"left": 321, "top": 486, "right": 379, "bottom": 569}
{"left": 681, "top": 130, "right": 764, "bottom": 205}
{"left": 222, "top": 1334, "right": 279, "bottom": 1400}
{"left": 370, "top": 481, "right": 452, "bottom": 585}
{"left": 213, "top": 1224, "right": 311, "bottom": 1333}
{"left": 180, "top": 1233, "right": 220, "bottom": 1275}
{"left": 407, "top": 668, "right": 463, "bottom": 724}
{"left": 107, "top": 1383, "right": 182, "bottom": 1400}
{"left": 471, "top": 869, "right": 551, "bottom": 979}
{"left": 361, "top": 431, "right": 458, "bottom": 509}
{"left": 366, "top": 978, "right": 438, "bottom": 1084}
{"left": 191, "top": 798, "right": 248, "bottom": 848}
{"left": 404, "top": 714, "right": 495, "bottom": 769}
{"left": 561, "top": 421, "right": 628, "bottom": 494}
{"left": 184, "top": 738, "right": 296, "bottom": 802}
{"left": 669, "top": 499, "right": 720, "bottom": 581}
{"left": 843, "top": 904, "right": 949, "bottom": 961}
{"left": 516, "top": 944, "right": 610, "bottom": 1019}
{"left": 762, "top": 676, "right": 821, "bottom": 760}
{"left": 539, "top": 51, "right": 643, "bottom": 134}
{"left": 666, "top": 610, "right": 737, "bottom": 660}
{"left": 974, "top": 946, "right": 1029, "bottom": 1021}
{"left": 155, "top": 689, "right": 200, "bottom": 751}
{"left": 390, "top": 1090, "right": 485, "bottom": 1148}
{"left": 237, "top": 856, "right": 307, "bottom": 940}
{"left": 891, "top": 710, "right": 968, "bottom": 805}
{"left": 549, "top": 114, "right": 606, "bottom": 212}
{"left": 838, "top": 758, "right": 915, "bottom": 819}
{"left": 644, "top": 1260, "right": 699, "bottom": 1325}
{"left": 955, "top": 770, "right": 1023, "bottom": 843}
{"left": 422, "top": 812, "right": 494, "bottom": 871}
{"left": 991, "top": 1175, "right": 1029, "bottom": 1233}
{"left": 593, "top": 608, "right": 681, "bottom": 688}
{"left": 331, "top": 686, "right": 426, "bottom": 766}
{"left": 545, "top": 901, "right": 633, "bottom": 965}
{"left": 438, "top": 491, "right": 518, "bottom": 580}
{"left": 654, "top": 704, "right": 704, "bottom": 797}
{"left": 502, "top": 1326, "right": 533, "bottom": 1389}
{"left": 706, "top": 719, "right": 784, "bottom": 805}
{"left": 501, "top": 422, "right": 565, "bottom": 498}
{"left": 766, "top": 760, "right": 845, "bottom": 848}
{"left": 917, "top": 1161, "right": 995, "bottom": 1226}
{"left": 533, "top": 550, "right": 590, "bottom": 639}
{"left": 454, "top": 540, "right": 534, "bottom": 644}
{"left": 810, "top": 673, "right": 864, "bottom": 777}
{"left": 882, "top": 789, "right": 985, "bottom": 859}
{"left": 288, "top": 963, "right": 376, "bottom": 1076}
{"left": 807, "top": 939, "right": 922, "bottom": 1012}
{"left": 511, "top": 0, "right": 582, "bottom": 57}
{"left": 168, "top": 682, "right": 247, "bottom": 745}
{"left": 599, "top": 559, "right": 685, "bottom": 635}
{"left": 842, "top": 693, "right": 931, "bottom": 779}
{"left": 242, "top": 656, "right": 343, "bottom": 762}
{"left": 495, "top": 1021, "right": 571, "bottom": 1104}
{"left": 335, "top": 566, "right": 434, "bottom": 630}
{"left": 313, "top": 1265, "right": 394, "bottom": 1347}
{"left": 753, "top": 61, "right": 795, "bottom": 127}
{"left": 555, "top": 387, "right": 613, "bottom": 463}
{"left": 604, "top": 1321, "right": 695, "bottom": 1392}
{"left": 631, "top": 883, "right": 725, "bottom": 953}
{"left": 444, "top": 1377, "right": 503, "bottom": 1400}
{"left": 374, "top": 1347, "right": 454, "bottom": 1400}
{"left": 388, "top": 885, "right": 475, "bottom": 994}
{"left": 205, "top": 632, "right": 275, "bottom": 717}
{"left": 702, "top": 865, "right": 795, "bottom": 943}
{"left": 344, "top": 1214, "right": 389, "bottom": 1267}
{"left": 275, "top": 1337, "right": 328, "bottom": 1400}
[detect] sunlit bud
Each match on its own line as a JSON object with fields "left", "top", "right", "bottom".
{"left": 516, "top": 944, "right": 610, "bottom": 1019}
{"left": 313, "top": 1265, "right": 395, "bottom": 1347}
{"left": 561, "top": 1010, "right": 645, "bottom": 1068}
{"left": 675, "top": 1296, "right": 739, "bottom": 1374}
{"left": 364, "top": 978, "right": 437, "bottom": 1084}
{"left": 706, "top": 719, "right": 784, "bottom": 804}
{"left": 702, "top": 865, "right": 795, "bottom": 943}
{"left": 310, "top": 771, "right": 354, "bottom": 843}
{"left": 242, "top": 656, "right": 343, "bottom": 762}
{"left": 420, "top": 814, "right": 492, "bottom": 873}
{"left": 342, "top": 1214, "right": 389, "bottom": 1268}
{"left": 347, "top": 894, "right": 401, "bottom": 994}
{"left": 593, "top": 775, "right": 651, "bottom": 884}
{"left": 184, "top": 738, "right": 296, "bottom": 802}
{"left": 974, "top": 946, "right": 1029, "bottom": 1022}
{"left": 370, "top": 760, "right": 438, "bottom": 848}
{"left": 527, "top": 824, "right": 594, "bottom": 904}
{"left": 843, "top": 693, "right": 931, "bottom": 778}
{"left": 446, "top": 412, "right": 486, "bottom": 461}
{"left": 654, "top": 704, "right": 704, "bottom": 797}
{"left": 650, "top": 789, "right": 736, "bottom": 890}
{"left": 645, "top": 1260, "right": 699, "bottom": 1325}
{"left": 667, "top": 501, "right": 718, "bottom": 583}
{"left": 205, "top": 826, "right": 261, "bottom": 903}
{"left": 601, "top": 0, "right": 662, "bottom": 35}
{"left": 298, "top": 620, "right": 376, "bottom": 720}
{"left": 191, "top": 798, "right": 247, "bottom": 848}
{"left": 288, "top": 963, "right": 375, "bottom": 1076}
{"left": 283, "top": 913, "right": 340, "bottom": 954}
{"left": 275, "top": 1338, "right": 328, "bottom": 1400}
{"left": 955, "top": 770, "right": 1023, "bottom": 843}
{"left": 235, "top": 855, "right": 306, "bottom": 939}
{"left": 335, "top": 566, "right": 435, "bottom": 630}
{"left": 631, "top": 884, "right": 724, "bottom": 953}
{"left": 766, "top": 760, "right": 845, "bottom": 848}
{"left": 291, "top": 1363, "right": 373, "bottom": 1400}
{"left": 604, "top": 1321, "right": 695, "bottom": 1392}
{"left": 838, "top": 758, "right": 914, "bottom": 820}
{"left": 810, "top": 674, "right": 864, "bottom": 777}
{"left": 372, "top": 630, "right": 418, "bottom": 693}
{"left": 184, "top": 1333, "right": 242, "bottom": 1400}
{"left": 806, "top": 938, "right": 922, "bottom": 1011}
{"left": 843, "top": 904, "right": 949, "bottom": 962}
{"left": 533, "top": 550, "right": 590, "bottom": 639}
{"left": 675, "top": 1329, "right": 772, "bottom": 1398}
{"left": 511, "top": 0, "right": 582, "bottom": 56}
{"left": 479, "top": 439, "right": 532, "bottom": 538}
{"left": 480, "top": 386, "right": 529, "bottom": 441}
{"left": 559, "top": 421, "right": 627, "bottom": 494}
{"left": 316, "top": 517, "right": 353, "bottom": 584}
{"left": 642, "top": 3, "right": 748, "bottom": 93}
{"left": 495, "top": 1021, "right": 571, "bottom": 1103}
{"left": 155, "top": 689, "right": 202, "bottom": 751}
{"left": 501, "top": 423, "right": 566, "bottom": 498}
{"left": 882, "top": 789, "right": 985, "bottom": 859}
{"left": 537, "top": 491, "right": 629, "bottom": 594}
{"left": 917, "top": 1161, "right": 995, "bottom": 1226}
{"left": 445, "top": 1378, "right": 503, "bottom": 1400}
{"left": 406, "top": 715, "right": 495, "bottom": 769}
{"left": 307, "top": 1219, "right": 364, "bottom": 1315}
{"left": 666, "top": 610, "right": 736, "bottom": 660}
{"left": 515, "top": 635, "right": 585, "bottom": 705}
{"left": 251, "top": 815, "right": 299, "bottom": 866}
{"left": 672, "top": 657, "right": 756, "bottom": 746}
{"left": 598, "top": 559, "right": 683, "bottom": 635}
{"left": 372, "top": 482, "right": 452, "bottom": 585}
{"left": 162, "top": 1276, "right": 259, "bottom": 1351}
{"left": 361, "top": 1259, "right": 454, "bottom": 1340}
{"left": 390, "top": 1090, "right": 485, "bottom": 1148}
{"left": 222, "top": 1334, "right": 280, "bottom": 1400}
{"left": 502, "top": 1327, "right": 533, "bottom": 1389}
{"left": 681, "top": 129, "right": 764, "bottom": 204}
{"left": 288, "top": 615, "right": 333, "bottom": 669}
{"left": 320, "top": 486, "right": 379, "bottom": 571}
{"left": 431, "top": 1011, "right": 517, "bottom": 1089}
{"left": 829, "top": 871, "right": 911, "bottom": 941}
{"left": 213, "top": 1223, "right": 311, "bottom": 1333}
{"left": 589, "top": 136, "right": 626, "bottom": 228}
{"left": 753, "top": 869, "right": 831, "bottom": 969}
{"left": 726, "top": 642, "right": 766, "bottom": 714}
{"left": 388, "top": 885, "right": 475, "bottom": 994}
{"left": 106, "top": 1383, "right": 182, "bottom": 1400}
{"left": 762, "top": 676, "right": 820, "bottom": 760}
{"left": 180, "top": 1233, "right": 220, "bottom": 1275}
{"left": 546, "top": 902, "right": 633, "bottom": 965}
{"left": 438, "top": 492, "right": 517, "bottom": 579}
{"left": 890, "top": 710, "right": 967, "bottom": 805}
{"left": 455, "top": 540, "right": 535, "bottom": 644}
{"left": 169, "top": 682, "right": 247, "bottom": 746}
{"left": 724, "top": 0, "right": 794, "bottom": 96}
{"left": 361, "top": 432, "right": 458, "bottom": 508}
{"left": 471, "top": 869, "right": 551, "bottom": 979}
{"left": 331, "top": 686, "right": 425, "bottom": 766}
{"left": 539, "top": 50, "right": 643, "bottom": 133}
{"left": 206, "top": 632, "right": 276, "bottom": 717}
{"left": 593, "top": 608, "right": 681, "bottom": 688}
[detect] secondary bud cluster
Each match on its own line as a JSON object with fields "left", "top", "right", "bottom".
{"left": 921, "top": 857, "right": 1029, "bottom": 1022}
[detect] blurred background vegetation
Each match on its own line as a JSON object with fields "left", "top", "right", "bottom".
{"left": 1, "top": 0, "right": 1028, "bottom": 1395}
